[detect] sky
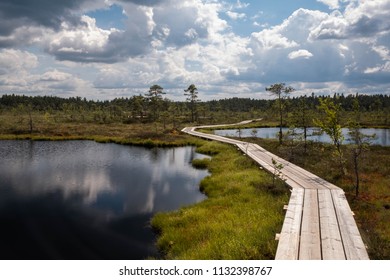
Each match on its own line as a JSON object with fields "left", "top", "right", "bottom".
{"left": 0, "top": 0, "right": 390, "bottom": 101}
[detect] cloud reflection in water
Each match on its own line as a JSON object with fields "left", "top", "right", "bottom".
{"left": 0, "top": 140, "right": 208, "bottom": 259}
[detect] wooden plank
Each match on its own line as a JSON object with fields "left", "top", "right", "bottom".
{"left": 245, "top": 146, "right": 306, "bottom": 189}
{"left": 331, "top": 189, "right": 369, "bottom": 260}
{"left": 318, "top": 189, "right": 345, "bottom": 260}
{"left": 275, "top": 188, "right": 304, "bottom": 260}
{"left": 282, "top": 165, "right": 322, "bottom": 190}
{"left": 183, "top": 124, "right": 369, "bottom": 260}
{"left": 244, "top": 144, "right": 325, "bottom": 191}
{"left": 299, "top": 189, "right": 322, "bottom": 259}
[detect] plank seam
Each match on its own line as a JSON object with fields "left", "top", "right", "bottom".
{"left": 317, "top": 189, "right": 323, "bottom": 260}
{"left": 330, "top": 190, "right": 348, "bottom": 260}
{"left": 297, "top": 188, "right": 305, "bottom": 260}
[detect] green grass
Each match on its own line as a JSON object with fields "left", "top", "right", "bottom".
{"left": 191, "top": 158, "right": 211, "bottom": 169}
{"left": 151, "top": 141, "right": 289, "bottom": 259}
{"left": 0, "top": 112, "right": 206, "bottom": 147}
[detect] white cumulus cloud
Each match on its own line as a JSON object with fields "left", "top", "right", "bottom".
{"left": 317, "top": 0, "right": 340, "bottom": 10}
{"left": 226, "top": 11, "right": 246, "bottom": 20}
{"left": 0, "top": 49, "right": 38, "bottom": 74}
{"left": 251, "top": 28, "right": 298, "bottom": 51}
{"left": 288, "top": 49, "right": 314, "bottom": 60}
{"left": 44, "top": 15, "right": 119, "bottom": 62}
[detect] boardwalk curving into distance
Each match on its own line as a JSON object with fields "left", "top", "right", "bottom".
{"left": 182, "top": 121, "right": 369, "bottom": 260}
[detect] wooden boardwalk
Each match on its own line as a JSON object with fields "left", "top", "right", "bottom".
{"left": 182, "top": 122, "right": 369, "bottom": 260}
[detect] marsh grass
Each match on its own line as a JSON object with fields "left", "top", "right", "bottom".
{"left": 0, "top": 112, "right": 206, "bottom": 147}
{"left": 152, "top": 141, "right": 289, "bottom": 259}
{"left": 196, "top": 120, "right": 279, "bottom": 135}
{"left": 191, "top": 158, "right": 211, "bottom": 169}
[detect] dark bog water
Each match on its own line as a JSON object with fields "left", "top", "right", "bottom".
{"left": 0, "top": 141, "right": 208, "bottom": 260}
{"left": 215, "top": 127, "right": 390, "bottom": 146}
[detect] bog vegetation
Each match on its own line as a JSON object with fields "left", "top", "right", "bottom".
{"left": 152, "top": 141, "right": 289, "bottom": 259}
{"left": 0, "top": 88, "right": 389, "bottom": 259}
{"left": 1, "top": 91, "right": 389, "bottom": 131}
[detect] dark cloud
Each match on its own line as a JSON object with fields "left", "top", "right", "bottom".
{"left": 0, "top": 0, "right": 209, "bottom": 62}
{"left": 107, "top": 31, "right": 152, "bottom": 59}
{"left": 45, "top": 29, "right": 152, "bottom": 64}
{"left": 0, "top": 18, "right": 23, "bottom": 37}
{"left": 119, "top": 0, "right": 165, "bottom": 6}
{"left": 43, "top": 1, "right": 207, "bottom": 64}
{"left": 315, "top": 15, "right": 390, "bottom": 40}
{"left": 0, "top": 0, "right": 86, "bottom": 38}
{"left": 0, "top": 0, "right": 167, "bottom": 46}
{"left": 348, "top": 15, "right": 390, "bottom": 38}
{"left": 152, "top": 5, "right": 208, "bottom": 47}
{"left": 311, "top": 3, "right": 390, "bottom": 41}
{"left": 45, "top": 46, "right": 122, "bottom": 64}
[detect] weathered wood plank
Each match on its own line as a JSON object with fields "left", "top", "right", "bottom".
{"left": 331, "top": 189, "right": 369, "bottom": 260}
{"left": 299, "top": 189, "right": 322, "bottom": 259}
{"left": 244, "top": 145, "right": 310, "bottom": 190}
{"left": 318, "top": 189, "right": 345, "bottom": 260}
{"left": 182, "top": 123, "right": 370, "bottom": 260}
{"left": 275, "top": 188, "right": 304, "bottom": 260}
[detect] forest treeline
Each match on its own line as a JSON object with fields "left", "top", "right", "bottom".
{"left": 1, "top": 93, "right": 390, "bottom": 111}
{"left": 1, "top": 92, "right": 389, "bottom": 127}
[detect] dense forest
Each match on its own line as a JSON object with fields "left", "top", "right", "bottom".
{"left": 1, "top": 92, "right": 390, "bottom": 128}
{"left": 1, "top": 92, "right": 390, "bottom": 112}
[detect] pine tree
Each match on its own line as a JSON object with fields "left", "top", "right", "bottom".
{"left": 184, "top": 84, "right": 200, "bottom": 122}
{"left": 266, "top": 83, "right": 295, "bottom": 144}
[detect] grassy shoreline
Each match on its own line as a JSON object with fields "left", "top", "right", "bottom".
{"left": 0, "top": 133, "right": 201, "bottom": 148}
{"left": 0, "top": 124, "right": 289, "bottom": 260}
{"left": 151, "top": 141, "right": 289, "bottom": 259}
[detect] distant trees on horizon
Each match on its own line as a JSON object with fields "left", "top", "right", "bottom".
{"left": 1, "top": 91, "right": 389, "bottom": 126}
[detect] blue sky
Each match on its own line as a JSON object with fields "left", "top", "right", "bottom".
{"left": 0, "top": 0, "right": 390, "bottom": 100}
